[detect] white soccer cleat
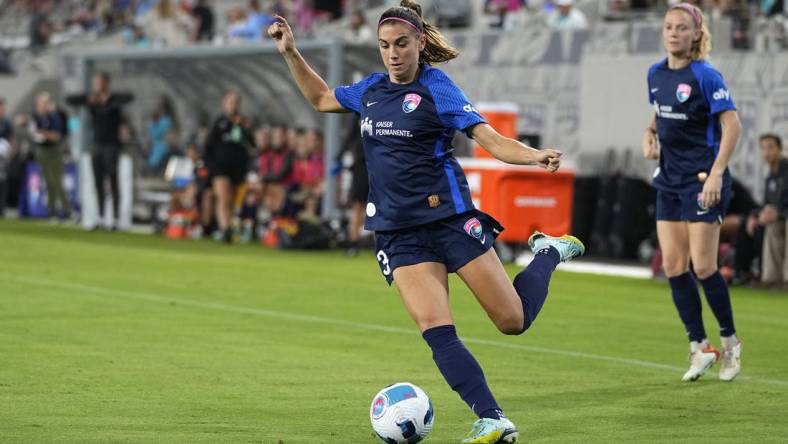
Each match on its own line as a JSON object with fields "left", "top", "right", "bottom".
{"left": 461, "top": 417, "right": 519, "bottom": 444}
{"left": 682, "top": 343, "right": 719, "bottom": 382}
{"left": 527, "top": 231, "right": 585, "bottom": 263}
{"left": 719, "top": 339, "right": 742, "bottom": 382}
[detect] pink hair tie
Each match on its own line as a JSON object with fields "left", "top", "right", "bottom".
{"left": 378, "top": 17, "right": 423, "bottom": 33}
{"left": 671, "top": 3, "right": 702, "bottom": 28}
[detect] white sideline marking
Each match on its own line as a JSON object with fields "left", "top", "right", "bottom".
{"left": 12, "top": 276, "right": 788, "bottom": 388}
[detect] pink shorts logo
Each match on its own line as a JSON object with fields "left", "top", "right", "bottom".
{"left": 463, "top": 217, "right": 483, "bottom": 239}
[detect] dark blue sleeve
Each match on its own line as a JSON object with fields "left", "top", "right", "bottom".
{"left": 693, "top": 63, "right": 736, "bottom": 114}
{"left": 647, "top": 64, "right": 658, "bottom": 104}
{"left": 425, "top": 69, "right": 486, "bottom": 132}
{"left": 334, "top": 73, "right": 385, "bottom": 115}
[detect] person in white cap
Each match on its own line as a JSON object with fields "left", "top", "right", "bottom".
{"left": 546, "top": 0, "right": 588, "bottom": 30}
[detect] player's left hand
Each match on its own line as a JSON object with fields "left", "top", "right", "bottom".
{"left": 536, "top": 149, "right": 562, "bottom": 172}
{"left": 700, "top": 172, "right": 722, "bottom": 209}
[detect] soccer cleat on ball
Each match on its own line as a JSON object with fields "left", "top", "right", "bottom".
{"left": 370, "top": 382, "right": 434, "bottom": 444}
{"left": 682, "top": 344, "right": 719, "bottom": 382}
{"left": 528, "top": 231, "right": 586, "bottom": 263}
{"left": 719, "top": 339, "right": 742, "bottom": 382}
{"left": 461, "top": 417, "right": 519, "bottom": 444}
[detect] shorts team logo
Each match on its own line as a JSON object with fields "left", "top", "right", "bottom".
{"left": 463, "top": 217, "right": 483, "bottom": 240}
{"left": 676, "top": 84, "right": 692, "bottom": 103}
{"left": 402, "top": 93, "right": 422, "bottom": 113}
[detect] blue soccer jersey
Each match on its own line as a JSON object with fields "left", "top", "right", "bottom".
{"left": 647, "top": 58, "right": 736, "bottom": 193}
{"left": 335, "top": 65, "right": 486, "bottom": 231}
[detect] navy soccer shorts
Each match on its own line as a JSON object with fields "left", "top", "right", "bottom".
{"left": 655, "top": 186, "right": 731, "bottom": 224}
{"left": 374, "top": 209, "right": 504, "bottom": 285}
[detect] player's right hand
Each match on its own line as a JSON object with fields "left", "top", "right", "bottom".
{"left": 268, "top": 15, "right": 295, "bottom": 54}
{"left": 642, "top": 129, "right": 659, "bottom": 160}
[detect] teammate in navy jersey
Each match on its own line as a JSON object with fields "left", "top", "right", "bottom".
{"left": 642, "top": 3, "right": 743, "bottom": 382}
{"left": 270, "top": 1, "right": 584, "bottom": 442}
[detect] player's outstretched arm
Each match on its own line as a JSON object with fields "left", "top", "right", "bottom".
{"left": 470, "top": 123, "right": 562, "bottom": 172}
{"left": 267, "top": 16, "right": 346, "bottom": 113}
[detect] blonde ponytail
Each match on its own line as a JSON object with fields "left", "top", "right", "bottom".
{"left": 691, "top": 21, "right": 712, "bottom": 60}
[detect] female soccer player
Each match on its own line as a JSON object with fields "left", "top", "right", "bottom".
{"left": 642, "top": 3, "right": 742, "bottom": 382}
{"left": 269, "top": 2, "right": 584, "bottom": 442}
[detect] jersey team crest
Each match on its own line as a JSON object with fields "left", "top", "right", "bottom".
{"left": 676, "top": 83, "right": 692, "bottom": 103}
{"left": 402, "top": 93, "right": 422, "bottom": 113}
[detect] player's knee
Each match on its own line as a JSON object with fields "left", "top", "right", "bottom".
{"left": 495, "top": 312, "right": 525, "bottom": 335}
{"left": 693, "top": 265, "right": 717, "bottom": 280}
{"left": 662, "top": 258, "right": 689, "bottom": 277}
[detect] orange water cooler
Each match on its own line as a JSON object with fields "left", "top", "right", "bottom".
{"left": 459, "top": 159, "right": 575, "bottom": 242}
{"left": 461, "top": 103, "right": 575, "bottom": 242}
{"left": 473, "top": 102, "right": 519, "bottom": 158}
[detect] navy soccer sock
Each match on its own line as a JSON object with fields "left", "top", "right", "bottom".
{"left": 698, "top": 271, "right": 736, "bottom": 337}
{"left": 668, "top": 272, "right": 706, "bottom": 342}
{"left": 422, "top": 325, "right": 502, "bottom": 420}
{"left": 513, "top": 246, "right": 560, "bottom": 332}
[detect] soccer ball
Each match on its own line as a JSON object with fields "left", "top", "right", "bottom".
{"left": 370, "top": 382, "right": 434, "bottom": 444}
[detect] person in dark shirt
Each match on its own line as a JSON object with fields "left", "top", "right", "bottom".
{"left": 203, "top": 90, "right": 253, "bottom": 242}
{"left": 269, "top": 2, "right": 580, "bottom": 441}
{"left": 28, "top": 92, "right": 71, "bottom": 220}
{"left": 748, "top": 134, "right": 788, "bottom": 285}
{"left": 29, "top": 1, "right": 53, "bottom": 53}
{"left": 67, "top": 71, "right": 133, "bottom": 230}
{"left": 191, "top": 0, "right": 215, "bottom": 41}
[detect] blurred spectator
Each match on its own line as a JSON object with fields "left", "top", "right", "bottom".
{"left": 546, "top": 0, "right": 589, "bottom": 30}
{"left": 227, "top": 0, "right": 275, "bottom": 41}
{"left": 66, "top": 71, "right": 134, "bottom": 230}
{"left": 146, "top": 95, "right": 178, "bottom": 174}
{"left": 485, "top": 0, "right": 527, "bottom": 29}
{"left": 139, "top": 0, "right": 194, "bottom": 47}
{"left": 291, "top": 0, "right": 318, "bottom": 36}
{"left": 124, "top": 24, "right": 152, "bottom": 47}
{"left": 226, "top": 7, "right": 249, "bottom": 43}
{"left": 289, "top": 128, "right": 324, "bottom": 223}
{"left": 187, "top": 136, "right": 214, "bottom": 237}
{"left": 253, "top": 126, "right": 271, "bottom": 156}
{"left": 191, "top": 0, "right": 215, "bottom": 41}
{"left": 0, "top": 97, "right": 13, "bottom": 217}
{"left": 203, "top": 91, "right": 253, "bottom": 243}
{"left": 239, "top": 171, "right": 262, "bottom": 243}
{"left": 724, "top": 177, "right": 759, "bottom": 284}
{"left": 29, "top": 0, "right": 54, "bottom": 53}
{"left": 748, "top": 134, "right": 788, "bottom": 286}
{"left": 28, "top": 92, "right": 72, "bottom": 221}
{"left": 345, "top": 10, "right": 373, "bottom": 43}
{"left": 259, "top": 124, "right": 294, "bottom": 217}
{"left": 315, "top": 0, "right": 343, "bottom": 19}
{"left": 341, "top": 120, "right": 367, "bottom": 256}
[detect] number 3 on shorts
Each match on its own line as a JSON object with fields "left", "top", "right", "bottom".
{"left": 376, "top": 250, "right": 391, "bottom": 276}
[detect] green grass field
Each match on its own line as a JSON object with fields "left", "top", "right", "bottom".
{"left": 1, "top": 219, "right": 787, "bottom": 443}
